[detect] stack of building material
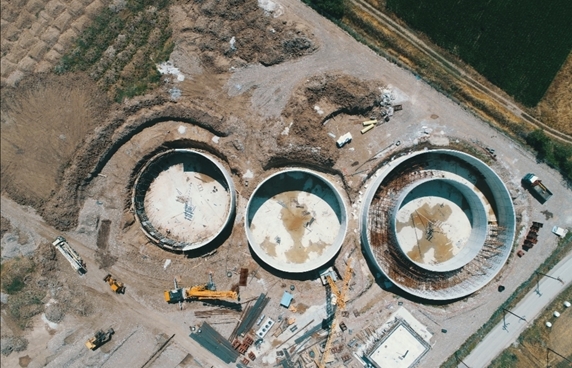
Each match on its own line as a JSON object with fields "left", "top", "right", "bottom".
{"left": 235, "top": 293, "right": 269, "bottom": 338}
{"left": 190, "top": 322, "right": 240, "bottom": 364}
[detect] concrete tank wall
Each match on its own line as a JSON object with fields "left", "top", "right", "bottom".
{"left": 245, "top": 168, "right": 348, "bottom": 273}
{"left": 132, "top": 149, "right": 236, "bottom": 252}
{"left": 360, "top": 149, "right": 516, "bottom": 300}
{"left": 390, "top": 178, "right": 488, "bottom": 273}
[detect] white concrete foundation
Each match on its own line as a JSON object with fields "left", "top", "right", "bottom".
{"left": 144, "top": 162, "right": 230, "bottom": 244}
{"left": 246, "top": 169, "right": 347, "bottom": 273}
{"left": 133, "top": 149, "right": 236, "bottom": 251}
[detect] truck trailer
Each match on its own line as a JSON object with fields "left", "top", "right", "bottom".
{"left": 523, "top": 173, "right": 553, "bottom": 204}
{"left": 52, "top": 236, "right": 87, "bottom": 274}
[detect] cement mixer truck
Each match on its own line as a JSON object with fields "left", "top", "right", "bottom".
{"left": 523, "top": 173, "right": 553, "bottom": 204}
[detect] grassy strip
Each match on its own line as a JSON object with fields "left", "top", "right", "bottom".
{"left": 55, "top": 0, "right": 174, "bottom": 102}
{"left": 440, "top": 230, "right": 572, "bottom": 368}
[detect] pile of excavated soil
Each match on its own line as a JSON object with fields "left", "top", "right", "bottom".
{"left": 0, "top": 216, "right": 12, "bottom": 237}
{"left": 170, "top": 0, "right": 317, "bottom": 73}
{"left": 0, "top": 241, "right": 93, "bottom": 335}
{"left": 275, "top": 73, "right": 382, "bottom": 168}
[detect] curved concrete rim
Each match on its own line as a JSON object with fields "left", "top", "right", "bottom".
{"left": 360, "top": 149, "right": 516, "bottom": 300}
{"left": 391, "top": 178, "right": 489, "bottom": 273}
{"left": 245, "top": 168, "right": 348, "bottom": 273}
{"left": 132, "top": 148, "right": 236, "bottom": 251}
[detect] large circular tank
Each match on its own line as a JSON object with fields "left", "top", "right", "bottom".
{"left": 245, "top": 169, "right": 348, "bottom": 273}
{"left": 361, "top": 149, "right": 515, "bottom": 300}
{"left": 132, "top": 149, "right": 236, "bottom": 251}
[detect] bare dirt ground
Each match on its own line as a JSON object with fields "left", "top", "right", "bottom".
{"left": 1, "top": 73, "right": 109, "bottom": 208}
{"left": 1, "top": 0, "right": 572, "bottom": 367}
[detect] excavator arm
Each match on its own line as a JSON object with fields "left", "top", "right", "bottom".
{"left": 185, "top": 286, "right": 238, "bottom": 300}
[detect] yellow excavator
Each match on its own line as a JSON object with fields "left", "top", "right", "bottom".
{"left": 164, "top": 274, "right": 238, "bottom": 304}
{"left": 85, "top": 328, "right": 114, "bottom": 350}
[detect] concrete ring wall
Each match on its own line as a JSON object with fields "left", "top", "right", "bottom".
{"left": 360, "top": 149, "right": 516, "bottom": 300}
{"left": 245, "top": 168, "right": 348, "bottom": 273}
{"left": 132, "top": 149, "right": 236, "bottom": 251}
{"left": 390, "top": 178, "right": 489, "bottom": 273}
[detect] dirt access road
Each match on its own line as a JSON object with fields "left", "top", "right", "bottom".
{"left": 0, "top": 196, "right": 217, "bottom": 368}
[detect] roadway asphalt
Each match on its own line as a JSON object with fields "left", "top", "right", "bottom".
{"left": 461, "top": 251, "right": 572, "bottom": 368}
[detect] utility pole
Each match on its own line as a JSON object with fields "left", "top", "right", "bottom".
{"left": 454, "top": 351, "right": 470, "bottom": 368}
{"left": 502, "top": 308, "right": 527, "bottom": 331}
{"left": 546, "top": 347, "right": 572, "bottom": 367}
{"left": 534, "top": 271, "right": 564, "bottom": 296}
{"left": 536, "top": 271, "right": 564, "bottom": 284}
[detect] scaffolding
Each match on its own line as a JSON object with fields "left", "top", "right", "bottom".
{"left": 365, "top": 153, "right": 512, "bottom": 295}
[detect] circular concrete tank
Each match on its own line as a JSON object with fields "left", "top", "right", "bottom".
{"left": 133, "top": 149, "right": 236, "bottom": 251}
{"left": 361, "top": 149, "right": 515, "bottom": 300}
{"left": 391, "top": 178, "right": 488, "bottom": 273}
{"left": 245, "top": 169, "right": 348, "bottom": 273}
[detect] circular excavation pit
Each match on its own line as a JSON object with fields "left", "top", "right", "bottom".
{"left": 245, "top": 169, "right": 348, "bottom": 273}
{"left": 133, "top": 149, "right": 236, "bottom": 251}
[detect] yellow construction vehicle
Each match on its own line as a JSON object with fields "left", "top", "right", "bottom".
{"left": 320, "top": 260, "right": 353, "bottom": 368}
{"left": 164, "top": 285, "right": 238, "bottom": 303}
{"left": 104, "top": 274, "right": 125, "bottom": 294}
{"left": 85, "top": 328, "right": 114, "bottom": 350}
{"left": 164, "top": 275, "right": 238, "bottom": 303}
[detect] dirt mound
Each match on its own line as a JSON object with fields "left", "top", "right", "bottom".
{"left": 172, "top": 0, "right": 317, "bottom": 72}
{"left": 0, "top": 242, "right": 93, "bottom": 332}
{"left": 34, "top": 241, "right": 58, "bottom": 274}
{"left": 276, "top": 73, "right": 382, "bottom": 167}
{"left": 1, "top": 216, "right": 12, "bottom": 238}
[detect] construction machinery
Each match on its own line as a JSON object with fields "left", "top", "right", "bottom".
{"left": 85, "top": 328, "right": 114, "bottom": 350}
{"left": 52, "top": 236, "right": 87, "bottom": 274}
{"left": 104, "top": 274, "right": 125, "bottom": 294}
{"left": 319, "top": 260, "right": 353, "bottom": 368}
{"left": 164, "top": 274, "right": 238, "bottom": 304}
{"left": 523, "top": 173, "right": 553, "bottom": 203}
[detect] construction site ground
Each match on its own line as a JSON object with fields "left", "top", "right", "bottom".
{"left": 1, "top": 0, "right": 572, "bottom": 367}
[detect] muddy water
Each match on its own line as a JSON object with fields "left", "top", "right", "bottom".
{"left": 261, "top": 236, "right": 277, "bottom": 257}
{"left": 255, "top": 191, "right": 326, "bottom": 263}
{"left": 284, "top": 239, "right": 328, "bottom": 263}
{"left": 396, "top": 202, "right": 457, "bottom": 264}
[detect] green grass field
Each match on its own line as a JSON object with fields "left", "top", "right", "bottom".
{"left": 56, "top": 0, "right": 173, "bottom": 102}
{"left": 385, "top": 0, "right": 572, "bottom": 107}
